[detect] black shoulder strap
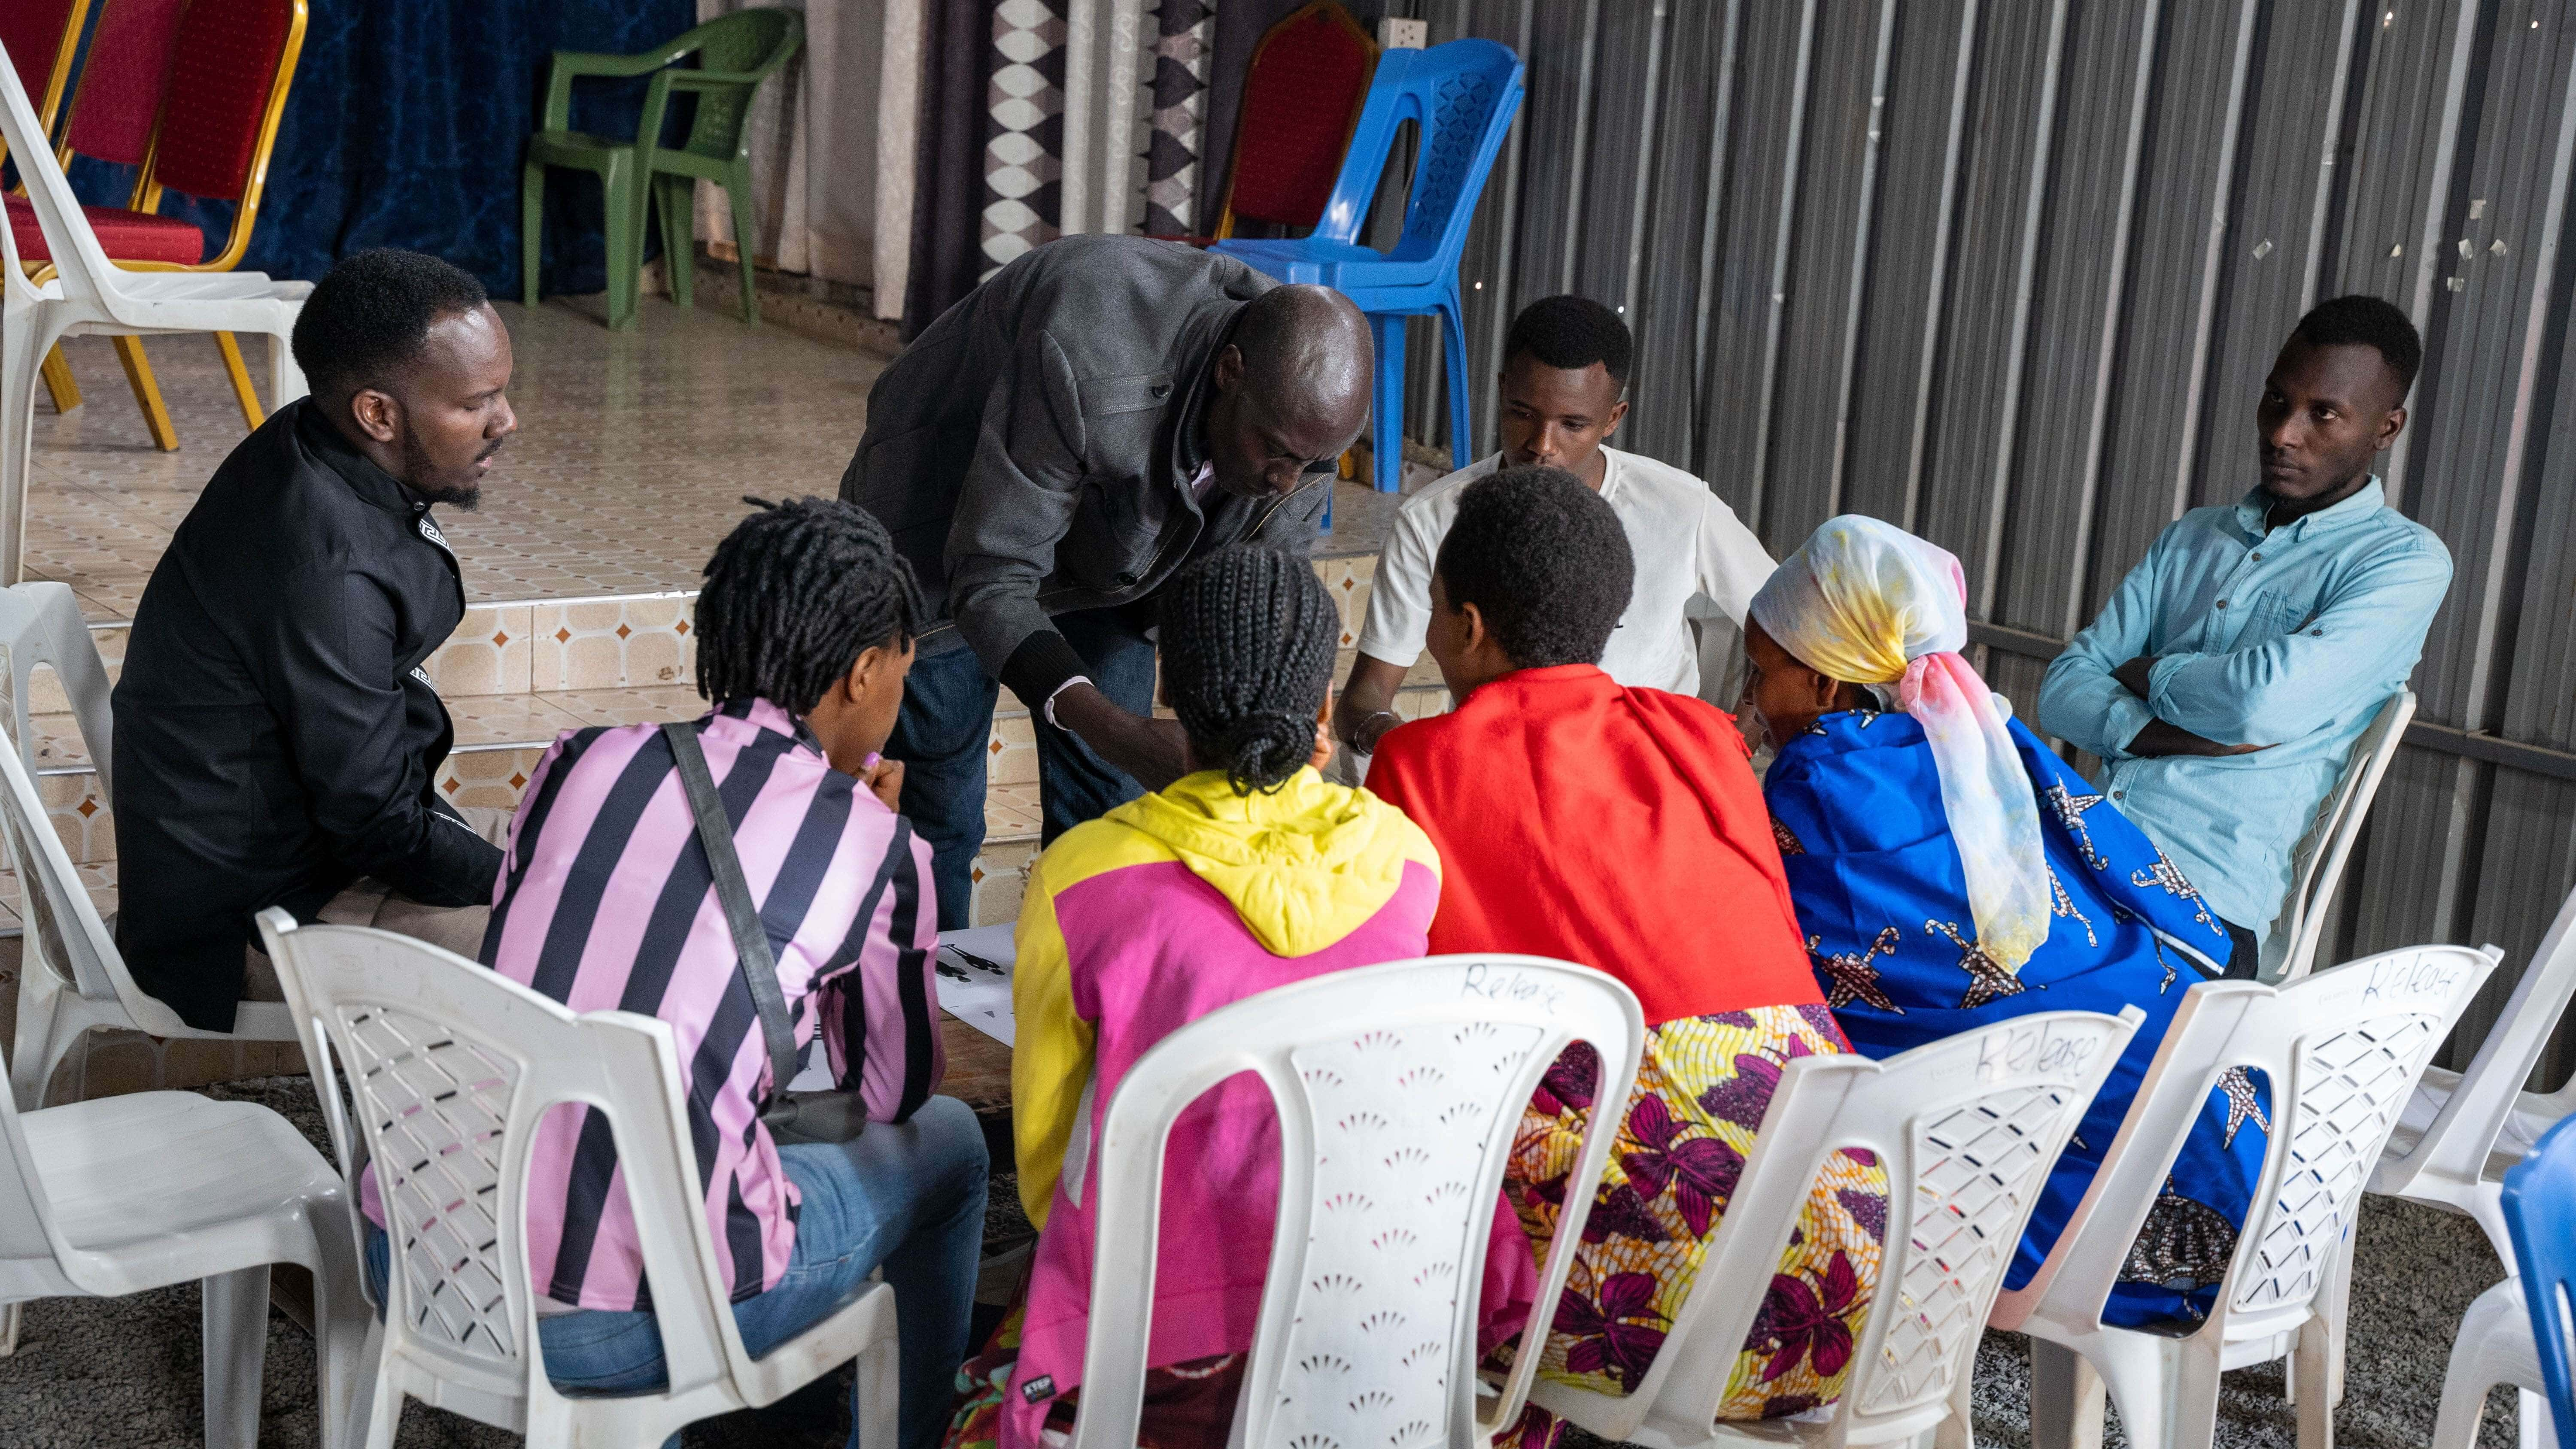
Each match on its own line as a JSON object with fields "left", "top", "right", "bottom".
{"left": 662, "top": 721, "right": 801, "bottom": 1097}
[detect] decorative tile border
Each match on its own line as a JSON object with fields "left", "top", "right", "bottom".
{"left": 420, "top": 604, "right": 535, "bottom": 697}
{"left": 969, "top": 839, "right": 1038, "bottom": 928}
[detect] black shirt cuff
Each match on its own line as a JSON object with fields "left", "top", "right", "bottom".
{"left": 1000, "top": 630, "right": 1092, "bottom": 711}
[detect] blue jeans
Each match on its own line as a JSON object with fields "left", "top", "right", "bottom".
{"left": 365, "top": 1095, "right": 988, "bottom": 1449}
{"left": 890, "top": 604, "right": 1160, "bottom": 928}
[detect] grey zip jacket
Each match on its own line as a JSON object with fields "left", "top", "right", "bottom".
{"left": 838, "top": 235, "right": 1333, "bottom": 706}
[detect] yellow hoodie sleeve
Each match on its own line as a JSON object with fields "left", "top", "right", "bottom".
{"left": 1011, "top": 850, "right": 1093, "bottom": 1231}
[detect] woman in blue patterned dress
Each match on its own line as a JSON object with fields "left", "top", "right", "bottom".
{"left": 1741, "top": 515, "right": 2267, "bottom": 1328}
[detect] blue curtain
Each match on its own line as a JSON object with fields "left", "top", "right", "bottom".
{"left": 69, "top": 0, "right": 692, "bottom": 295}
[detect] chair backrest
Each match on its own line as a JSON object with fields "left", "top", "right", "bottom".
{"left": 59, "top": 0, "right": 187, "bottom": 167}
{"left": 0, "top": 22, "right": 133, "bottom": 308}
{"left": 2265, "top": 689, "right": 2415, "bottom": 982}
{"left": 670, "top": 7, "right": 803, "bottom": 162}
{"left": 0, "top": 581, "right": 113, "bottom": 800}
{"left": 1309, "top": 39, "right": 1523, "bottom": 269}
{"left": 143, "top": 0, "right": 303, "bottom": 203}
{"left": 1221, "top": 0, "right": 1377, "bottom": 232}
{"left": 0, "top": 0, "right": 91, "bottom": 137}
{"left": 2503, "top": 1112, "right": 2576, "bottom": 1449}
{"left": 2373, "top": 884, "right": 2576, "bottom": 1213}
{"left": 256, "top": 910, "right": 748, "bottom": 1422}
{"left": 1997, "top": 946, "right": 2498, "bottom": 1347}
{"left": 1068, "top": 955, "right": 1645, "bottom": 1449}
{"left": 0, "top": 689, "right": 178, "bottom": 1033}
{"left": 1579, "top": 1008, "right": 2140, "bottom": 1446}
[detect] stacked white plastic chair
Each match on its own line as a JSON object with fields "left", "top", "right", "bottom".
{"left": 0, "top": 592, "right": 299, "bottom": 1109}
{"left": 256, "top": 908, "right": 904, "bottom": 1449}
{"left": 0, "top": 1040, "right": 372, "bottom": 1447}
{"left": 1532, "top": 1006, "right": 2145, "bottom": 1449}
{"left": 1068, "top": 955, "right": 1645, "bottom": 1449}
{"left": 1987, "top": 946, "right": 2499, "bottom": 1449}
{"left": 2261, "top": 690, "right": 2415, "bottom": 983}
{"left": 2373, "top": 884, "right": 2576, "bottom": 1258}
{"left": 0, "top": 39, "right": 309, "bottom": 583}
{"left": 2432, "top": 1277, "right": 2555, "bottom": 1449}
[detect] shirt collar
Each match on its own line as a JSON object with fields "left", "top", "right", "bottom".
{"left": 2234, "top": 475, "right": 2385, "bottom": 541}
{"left": 707, "top": 697, "right": 826, "bottom": 755}
{"left": 293, "top": 397, "right": 437, "bottom": 519}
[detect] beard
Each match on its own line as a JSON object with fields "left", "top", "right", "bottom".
{"left": 399, "top": 422, "right": 486, "bottom": 511}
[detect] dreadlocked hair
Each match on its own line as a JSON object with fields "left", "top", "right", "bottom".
{"left": 696, "top": 496, "right": 923, "bottom": 717}
{"left": 1159, "top": 546, "right": 1339, "bottom": 795}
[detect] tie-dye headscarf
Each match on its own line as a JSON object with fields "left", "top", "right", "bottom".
{"left": 1750, "top": 515, "right": 2051, "bottom": 970}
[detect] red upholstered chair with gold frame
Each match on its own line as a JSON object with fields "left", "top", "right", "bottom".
{"left": 12, "top": 0, "right": 306, "bottom": 450}
{"left": 1148, "top": 0, "right": 1376, "bottom": 248}
{"left": 0, "top": 0, "right": 97, "bottom": 413}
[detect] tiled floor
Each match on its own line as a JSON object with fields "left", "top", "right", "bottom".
{"left": 33, "top": 300, "right": 1409, "bottom": 624}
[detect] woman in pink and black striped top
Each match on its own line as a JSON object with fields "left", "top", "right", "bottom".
{"left": 360, "top": 499, "right": 988, "bottom": 1449}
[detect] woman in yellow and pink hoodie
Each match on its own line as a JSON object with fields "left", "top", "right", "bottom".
{"left": 944, "top": 546, "right": 1535, "bottom": 1449}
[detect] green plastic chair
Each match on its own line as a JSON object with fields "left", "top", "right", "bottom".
{"left": 521, "top": 9, "right": 804, "bottom": 330}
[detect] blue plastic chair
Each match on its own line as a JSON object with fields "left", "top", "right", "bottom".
{"left": 1215, "top": 39, "right": 1525, "bottom": 491}
{"left": 2504, "top": 1111, "right": 2576, "bottom": 1448}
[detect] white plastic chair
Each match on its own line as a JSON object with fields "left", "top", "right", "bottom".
{"left": 1533, "top": 1007, "right": 2145, "bottom": 1449}
{"left": 0, "top": 689, "right": 297, "bottom": 1111}
{"left": 2431, "top": 1279, "right": 2557, "bottom": 1449}
{"left": 0, "top": 580, "right": 112, "bottom": 797}
{"left": 1068, "top": 955, "right": 1646, "bottom": 1449}
{"left": 254, "top": 908, "right": 902, "bottom": 1449}
{"left": 0, "top": 1068, "right": 372, "bottom": 1448}
{"left": 1988, "top": 944, "right": 2500, "bottom": 1449}
{"left": 2262, "top": 690, "right": 2415, "bottom": 983}
{"left": 0, "top": 39, "right": 308, "bottom": 583}
{"left": 2373, "top": 883, "right": 2576, "bottom": 1263}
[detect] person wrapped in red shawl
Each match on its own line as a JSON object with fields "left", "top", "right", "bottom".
{"left": 1365, "top": 465, "right": 1886, "bottom": 1421}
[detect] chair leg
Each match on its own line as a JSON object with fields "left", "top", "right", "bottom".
{"left": 111, "top": 337, "right": 179, "bottom": 452}
{"left": 309, "top": 1223, "right": 374, "bottom": 1449}
{"left": 2, "top": 318, "right": 70, "bottom": 585}
{"left": 0, "top": 1302, "right": 19, "bottom": 1356}
{"left": 604, "top": 167, "right": 641, "bottom": 331}
{"left": 1370, "top": 312, "right": 1406, "bottom": 493}
{"left": 37, "top": 346, "right": 78, "bottom": 414}
{"left": 1933, "top": 1344, "right": 1979, "bottom": 1449}
{"left": 1438, "top": 292, "right": 1473, "bottom": 470}
{"left": 2030, "top": 1339, "right": 2106, "bottom": 1449}
{"left": 853, "top": 1325, "right": 901, "bottom": 1449}
{"left": 655, "top": 176, "right": 696, "bottom": 312}
{"left": 214, "top": 334, "right": 264, "bottom": 431}
{"left": 521, "top": 161, "right": 547, "bottom": 308}
{"left": 2293, "top": 1310, "right": 2336, "bottom": 1449}
{"left": 267, "top": 329, "right": 308, "bottom": 409}
{"left": 202, "top": 1264, "right": 270, "bottom": 1449}
{"left": 725, "top": 169, "right": 761, "bottom": 325}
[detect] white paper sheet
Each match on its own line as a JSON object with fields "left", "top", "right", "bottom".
{"left": 788, "top": 924, "right": 1019, "bottom": 1090}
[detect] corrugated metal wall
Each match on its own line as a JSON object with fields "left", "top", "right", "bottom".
{"left": 1378, "top": 0, "right": 2576, "bottom": 1077}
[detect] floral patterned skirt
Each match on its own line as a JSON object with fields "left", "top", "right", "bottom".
{"left": 1505, "top": 1005, "right": 1890, "bottom": 1422}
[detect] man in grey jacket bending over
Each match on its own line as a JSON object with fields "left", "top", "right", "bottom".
{"left": 841, "top": 234, "right": 1370, "bottom": 926}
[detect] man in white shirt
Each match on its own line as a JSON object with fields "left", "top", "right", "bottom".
{"left": 1332, "top": 295, "right": 1773, "bottom": 760}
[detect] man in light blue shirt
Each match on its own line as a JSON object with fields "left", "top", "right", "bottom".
{"left": 2041, "top": 296, "right": 2452, "bottom": 973}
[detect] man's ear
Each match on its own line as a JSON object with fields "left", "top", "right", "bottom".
{"left": 2376, "top": 405, "right": 2408, "bottom": 450}
{"left": 1457, "top": 598, "right": 1491, "bottom": 657}
{"left": 1212, "top": 343, "right": 1244, "bottom": 393}
{"left": 1602, "top": 397, "right": 1631, "bottom": 438}
{"left": 348, "top": 387, "right": 401, "bottom": 446}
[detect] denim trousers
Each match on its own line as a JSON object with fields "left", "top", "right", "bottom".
{"left": 366, "top": 1095, "right": 988, "bottom": 1449}
{"left": 889, "top": 604, "right": 1160, "bottom": 928}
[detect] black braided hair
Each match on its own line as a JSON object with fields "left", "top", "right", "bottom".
{"left": 696, "top": 496, "right": 924, "bottom": 717}
{"left": 1158, "top": 546, "right": 1339, "bottom": 795}
{"left": 1434, "top": 464, "right": 1634, "bottom": 669}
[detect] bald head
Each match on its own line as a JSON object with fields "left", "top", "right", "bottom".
{"left": 1201, "top": 285, "right": 1373, "bottom": 502}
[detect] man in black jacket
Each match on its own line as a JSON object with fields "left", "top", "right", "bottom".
{"left": 112, "top": 249, "right": 519, "bottom": 1031}
{"left": 841, "top": 235, "right": 1370, "bottom": 925}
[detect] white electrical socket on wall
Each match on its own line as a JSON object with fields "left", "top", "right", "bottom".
{"left": 1378, "top": 18, "right": 1428, "bottom": 49}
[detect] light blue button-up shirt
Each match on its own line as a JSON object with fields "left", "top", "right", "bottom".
{"left": 2038, "top": 479, "right": 2451, "bottom": 943}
